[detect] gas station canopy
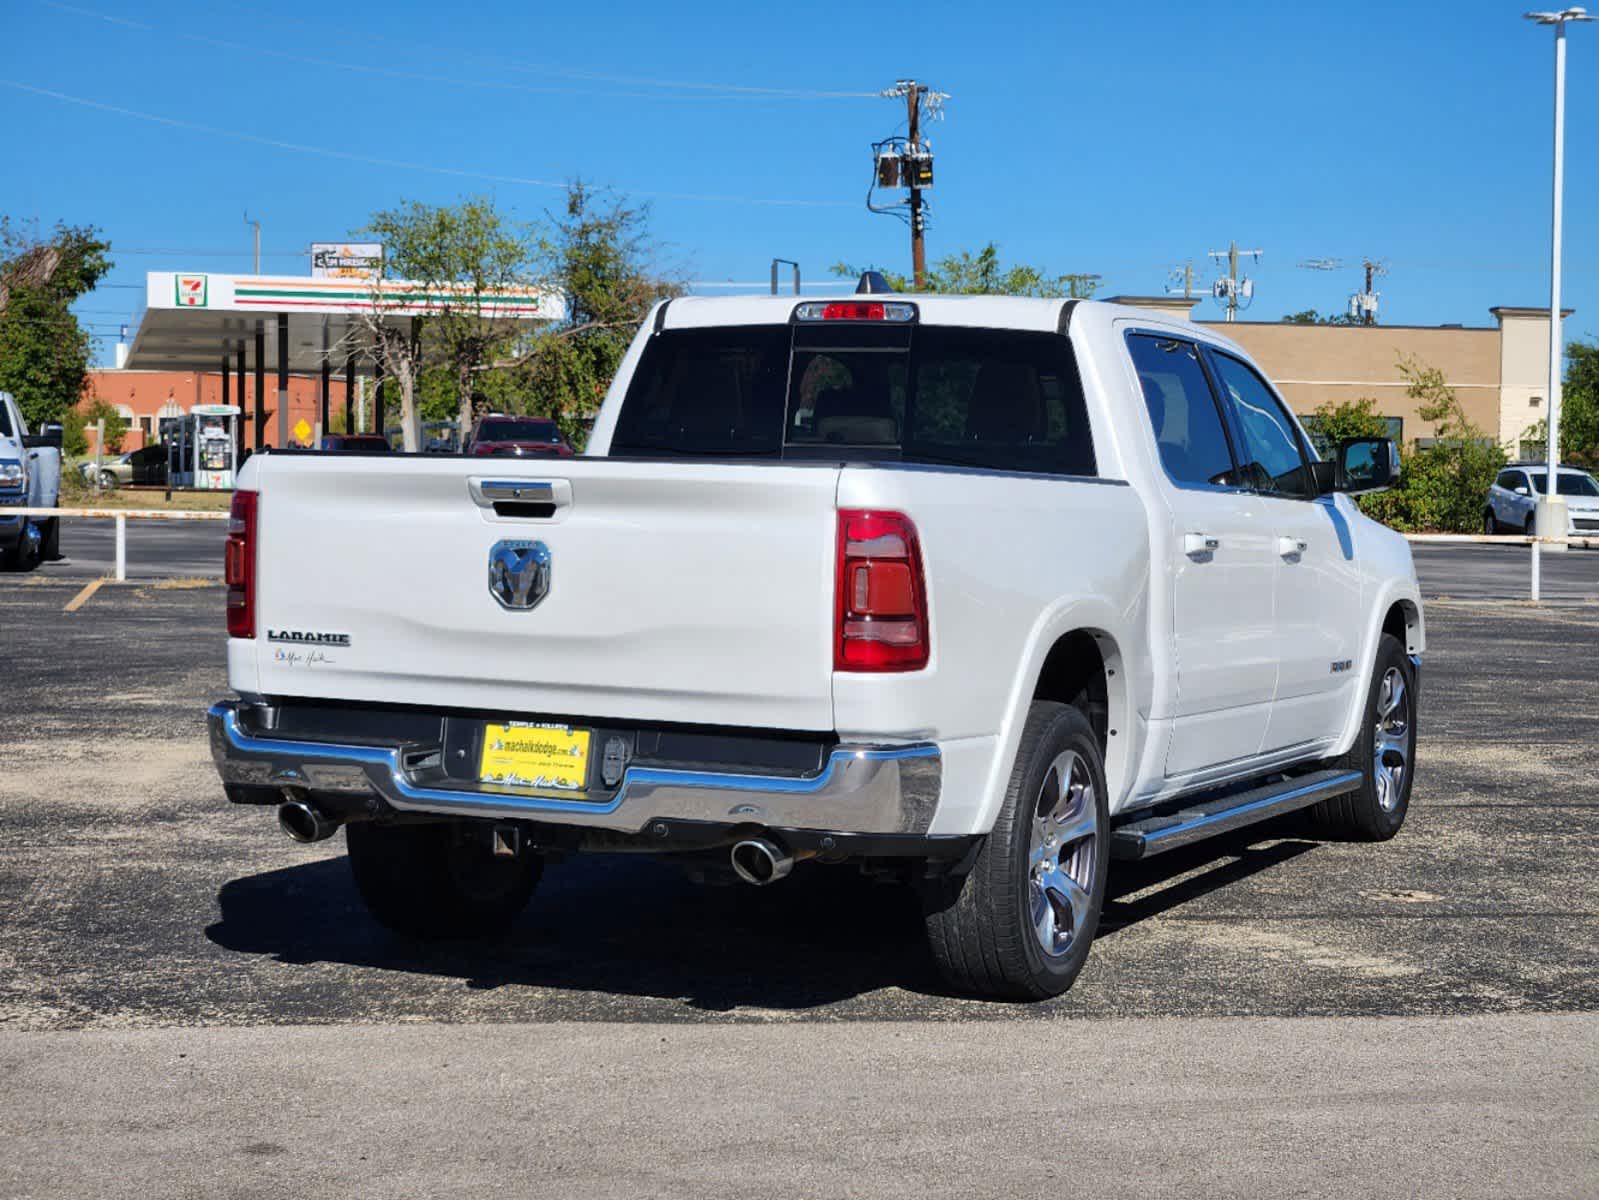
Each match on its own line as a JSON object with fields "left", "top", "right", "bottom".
{"left": 125, "top": 271, "right": 566, "bottom": 374}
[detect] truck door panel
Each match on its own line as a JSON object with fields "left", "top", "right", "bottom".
{"left": 1125, "top": 333, "right": 1276, "bottom": 775}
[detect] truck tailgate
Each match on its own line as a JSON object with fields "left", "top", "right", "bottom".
{"left": 248, "top": 455, "right": 841, "bottom": 731}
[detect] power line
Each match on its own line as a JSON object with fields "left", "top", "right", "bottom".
{"left": 42, "top": 1, "right": 877, "bottom": 102}
{"left": 0, "top": 81, "right": 854, "bottom": 209}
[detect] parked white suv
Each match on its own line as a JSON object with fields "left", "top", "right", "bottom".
{"left": 207, "top": 290, "right": 1424, "bottom": 1000}
{"left": 1485, "top": 463, "right": 1599, "bottom": 537}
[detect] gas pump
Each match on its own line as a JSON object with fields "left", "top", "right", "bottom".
{"left": 167, "top": 405, "right": 240, "bottom": 489}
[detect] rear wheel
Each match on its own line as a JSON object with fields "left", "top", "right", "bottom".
{"left": 346, "top": 820, "right": 543, "bottom": 939}
{"left": 1308, "top": 633, "right": 1416, "bottom": 840}
{"left": 923, "top": 702, "right": 1109, "bottom": 1000}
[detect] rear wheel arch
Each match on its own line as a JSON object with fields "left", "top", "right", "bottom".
{"left": 1030, "top": 628, "right": 1130, "bottom": 804}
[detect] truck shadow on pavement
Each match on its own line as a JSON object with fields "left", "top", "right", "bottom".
{"left": 205, "top": 831, "right": 1324, "bottom": 1011}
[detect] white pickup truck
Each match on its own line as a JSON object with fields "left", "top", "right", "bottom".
{"left": 0, "top": 390, "right": 62, "bottom": 570}
{"left": 208, "top": 289, "right": 1423, "bottom": 1000}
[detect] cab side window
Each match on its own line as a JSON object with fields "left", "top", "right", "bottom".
{"left": 1207, "top": 351, "right": 1316, "bottom": 500}
{"left": 1126, "top": 334, "right": 1239, "bottom": 490}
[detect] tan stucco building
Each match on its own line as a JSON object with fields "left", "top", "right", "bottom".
{"left": 1106, "top": 295, "right": 1568, "bottom": 456}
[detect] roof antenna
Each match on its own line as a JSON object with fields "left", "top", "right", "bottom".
{"left": 856, "top": 270, "right": 894, "bottom": 294}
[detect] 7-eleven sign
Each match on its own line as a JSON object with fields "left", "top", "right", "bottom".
{"left": 175, "top": 275, "right": 208, "bottom": 307}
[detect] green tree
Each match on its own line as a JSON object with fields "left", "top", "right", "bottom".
{"left": 357, "top": 196, "right": 539, "bottom": 449}
{"left": 0, "top": 219, "right": 112, "bottom": 429}
{"left": 1553, "top": 339, "right": 1599, "bottom": 466}
{"left": 1282, "top": 309, "right": 1362, "bottom": 326}
{"left": 64, "top": 396, "right": 127, "bottom": 457}
{"left": 831, "top": 242, "right": 1099, "bottom": 298}
{"left": 1302, "top": 395, "right": 1389, "bottom": 457}
{"left": 511, "top": 184, "right": 684, "bottom": 443}
{"left": 1362, "top": 355, "right": 1507, "bottom": 532}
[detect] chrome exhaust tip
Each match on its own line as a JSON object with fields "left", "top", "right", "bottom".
{"left": 276, "top": 796, "right": 340, "bottom": 844}
{"left": 730, "top": 837, "right": 794, "bottom": 886}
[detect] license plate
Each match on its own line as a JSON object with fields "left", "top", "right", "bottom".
{"left": 479, "top": 722, "right": 590, "bottom": 791}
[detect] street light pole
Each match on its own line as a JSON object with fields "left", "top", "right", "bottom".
{"left": 1526, "top": 7, "right": 1593, "bottom": 556}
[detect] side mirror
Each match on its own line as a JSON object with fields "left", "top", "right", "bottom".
{"left": 1332, "top": 437, "right": 1400, "bottom": 495}
{"left": 22, "top": 422, "right": 63, "bottom": 449}
{"left": 1514, "top": 485, "right": 1531, "bottom": 496}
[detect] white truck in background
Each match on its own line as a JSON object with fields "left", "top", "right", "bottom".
{"left": 208, "top": 288, "right": 1423, "bottom": 1000}
{"left": 0, "top": 390, "right": 62, "bottom": 570}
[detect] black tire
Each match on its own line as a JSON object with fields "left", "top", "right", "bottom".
{"left": 346, "top": 820, "right": 543, "bottom": 940}
{"left": 1307, "top": 633, "right": 1417, "bottom": 841}
{"left": 1525, "top": 515, "right": 1537, "bottom": 538}
{"left": 923, "top": 702, "right": 1110, "bottom": 1001}
{"left": 1483, "top": 509, "right": 1498, "bottom": 536}
{"left": 39, "top": 517, "right": 60, "bottom": 562}
{"left": 98, "top": 471, "right": 119, "bottom": 490}
{"left": 2, "top": 521, "right": 42, "bottom": 572}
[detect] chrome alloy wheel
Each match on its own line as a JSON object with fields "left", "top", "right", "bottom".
{"left": 1028, "top": 750, "right": 1098, "bottom": 957}
{"left": 1373, "top": 667, "right": 1412, "bottom": 813}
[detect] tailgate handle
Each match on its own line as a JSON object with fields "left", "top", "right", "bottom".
{"left": 470, "top": 478, "right": 573, "bottom": 517}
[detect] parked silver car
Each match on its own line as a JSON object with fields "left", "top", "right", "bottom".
{"left": 78, "top": 444, "right": 169, "bottom": 489}
{"left": 1485, "top": 463, "right": 1599, "bottom": 536}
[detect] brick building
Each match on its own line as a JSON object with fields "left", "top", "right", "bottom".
{"left": 82, "top": 368, "right": 331, "bottom": 452}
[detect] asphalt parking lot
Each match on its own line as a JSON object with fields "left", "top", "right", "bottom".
{"left": 40, "top": 516, "right": 1599, "bottom": 599}
{"left": 1, "top": 567, "right": 1596, "bottom": 1196}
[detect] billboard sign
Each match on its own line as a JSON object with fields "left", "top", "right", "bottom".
{"left": 310, "top": 242, "right": 384, "bottom": 280}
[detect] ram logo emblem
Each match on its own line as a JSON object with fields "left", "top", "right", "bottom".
{"left": 488, "top": 539, "right": 551, "bottom": 611}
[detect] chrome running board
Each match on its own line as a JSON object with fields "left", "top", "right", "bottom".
{"left": 1111, "top": 768, "right": 1363, "bottom": 861}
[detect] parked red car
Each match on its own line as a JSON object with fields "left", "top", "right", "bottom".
{"left": 466, "top": 416, "right": 573, "bottom": 458}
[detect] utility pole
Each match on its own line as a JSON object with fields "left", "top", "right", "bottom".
{"left": 1208, "top": 241, "right": 1262, "bottom": 322}
{"left": 906, "top": 83, "right": 926, "bottom": 289}
{"left": 244, "top": 212, "right": 261, "bottom": 273}
{"left": 869, "top": 80, "right": 947, "bottom": 290}
{"left": 1166, "top": 261, "right": 1202, "bottom": 301}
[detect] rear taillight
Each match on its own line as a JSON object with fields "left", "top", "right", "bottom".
{"left": 835, "top": 509, "right": 929, "bottom": 672}
{"left": 225, "top": 490, "right": 257, "bottom": 639}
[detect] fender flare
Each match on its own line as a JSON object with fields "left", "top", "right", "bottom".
{"left": 1330, "top": 579, "right": 1424, "bottom": 757}
{"left": 967, "top": 594, "right": 1143, "bottom": 836}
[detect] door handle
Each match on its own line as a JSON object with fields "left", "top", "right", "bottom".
{"left": 1278, "top": 535, "right": 1308, "bottom": 558}
{"left": 1183, "top": 532, "right": 1220, "bottom": 557}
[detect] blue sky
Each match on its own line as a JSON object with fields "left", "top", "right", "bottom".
{"left": 4, "top": 0, "right": 1598, "bottom": 364}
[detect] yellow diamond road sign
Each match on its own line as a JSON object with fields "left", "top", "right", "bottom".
{"left": 293, "top": 418, "right": 312, "bottom": 445}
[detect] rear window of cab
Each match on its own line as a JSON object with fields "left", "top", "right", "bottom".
{"left": 609, "top": 321, "right": 1096, "bottom": 478}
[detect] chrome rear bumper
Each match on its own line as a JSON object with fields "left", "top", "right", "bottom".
{"left": 207, "top": 701, "right": 941, "bottom": 836}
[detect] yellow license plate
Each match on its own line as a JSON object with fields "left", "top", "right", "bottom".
{"left": 479, "top": 723, "right": 590, "bottom": 791}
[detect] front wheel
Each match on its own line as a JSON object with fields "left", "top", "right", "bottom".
{"left": 1483, "top": 509, "right": 1498, "bottom": 536}
{"left": 39, "top": 516, "right": 60, "bottom": 562}
{"left": 2, "top": 520, "right": 42, "bottom": 572}
{"left": 98, "top": 471, "right": 119, "bottom": 490}
{"left": 1308, "top": 633, "right": 1417, "bottom": 840}
{"left": 923, "top": 702, "right": 1109, "bottom": 1000}
{"left": 346, "top": 820, "right": 543, "bottom": 940}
